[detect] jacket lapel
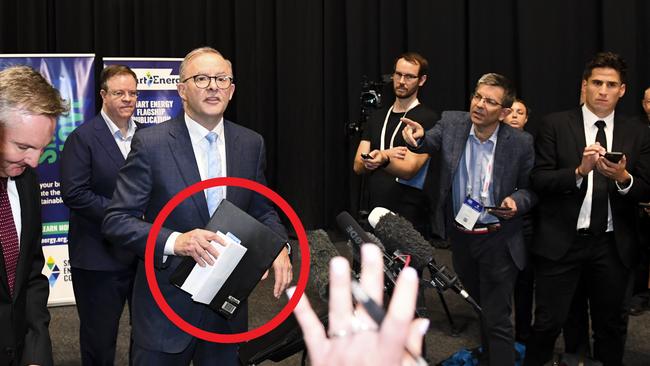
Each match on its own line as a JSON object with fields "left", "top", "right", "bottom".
{"left": 223, "top": 121, "right": 241, "bottom": 204}
{"left": 449, "top": 118, "right": 472, "bottom": 178}
{"left": 568, "top": 109, "right": 587, "bottom": 160}
{"left": 168, "top": 117, "right": 210, "bottom": 224}
{"left": 492, "top": 123, "right": 510, "bottom": 201}
{"left": 93, "top": 116, "right": 126, "bottom": 169}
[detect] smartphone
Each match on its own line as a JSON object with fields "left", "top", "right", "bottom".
{"left": 484, "top": 206, "right": 512, "bottom": 211}
{"left": 361, "top": 153, "right": 372, "bottom": 160}
{"left": 604, "top": 152, "right": 624, "bottom": 163}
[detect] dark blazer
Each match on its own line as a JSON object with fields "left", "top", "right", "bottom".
{"left": 531, "top": 108, "right": 650, "bottom": 267}
{"left": 0, "top": 168, "right": 52, "bottom": 365}
{"left": 413, "top": 111, "right": 537, "bottom": 269}
{"left": 102, "top": 116, "right": 287, "bottom": 353}
{"left": 60, "top": 114, "right": 138, "bottom": 270}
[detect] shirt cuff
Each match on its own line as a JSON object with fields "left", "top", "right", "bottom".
{"left": 163, "top": 231, "right": 181, "bottom": 262}
{"left": 616, "top": 174, "right": 633, "bottom": 194}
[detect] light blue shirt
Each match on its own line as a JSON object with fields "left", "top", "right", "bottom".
{"left": 452, "top": 124, "right": 500, "bottom": 224}
{"left": 101, "top": 109, "right": 136, "bottom": 159}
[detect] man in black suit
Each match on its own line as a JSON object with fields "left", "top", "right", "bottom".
{"left": 525, "top": 52, "right": 650, "bottom": 366}
{"left": 0, "top": 65, "right": 68, "bottom": 366}
{"left": 61, "top": 65, "right": 141, "bottom": 365}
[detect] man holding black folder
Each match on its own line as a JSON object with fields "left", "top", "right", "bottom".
{"left": 102, "top": 47, "right": 291, "bottom": 365}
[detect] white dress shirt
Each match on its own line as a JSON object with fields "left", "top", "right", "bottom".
{"left": 101, "top": 109, "right": 136, "bottom": 159}
{"left": 576, "top": 104, "right": 632, "bottom": 231}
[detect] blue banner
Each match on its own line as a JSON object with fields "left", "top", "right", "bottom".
{"left": 0, "top": 54, "right": 95, "bottom": 305}
{"left": 103, "top": 58, "right": 183, "bottom": 124}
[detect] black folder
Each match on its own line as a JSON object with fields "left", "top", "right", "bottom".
{"left": 170, "top": 199, "right": 286, "bottom": 319}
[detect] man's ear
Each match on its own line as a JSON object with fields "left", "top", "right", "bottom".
{"left": 418, "top": 75, "right": 427, "bottom": 87}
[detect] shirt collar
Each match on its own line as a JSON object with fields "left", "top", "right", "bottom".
{"left": 582, "top": 104, "right": 615, "bottom": 129}
{"left": 184, "top": 113, "right": 224, "bottom": 146}
{"left": 101, "top": 109, "right": 136, "bottom": 139}
{"left": 469, "top": 123, "right": 500, "bottom": 145}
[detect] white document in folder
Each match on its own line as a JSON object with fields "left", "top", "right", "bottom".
{"left": 180, "top": 231, "right": 248, "bottom": 304}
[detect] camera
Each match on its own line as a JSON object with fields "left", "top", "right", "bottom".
{"left": 347, "top": 75, "right": 391, "bottom": 135}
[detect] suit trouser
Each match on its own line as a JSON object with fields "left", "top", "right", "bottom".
{"left": 71, "top": 266, "right": 135, "bottom": 366}
{"left": 524, "top": 232, "right": 630, "bottom": 366}
{"left": 449, "top": 228, "right": 519, "bottom": 366}
{"left": 132, "top": 339, "right": 238, "bottom": 366}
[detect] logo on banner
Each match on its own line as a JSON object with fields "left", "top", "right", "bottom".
{"left": 45, "top": 256, "right": 61, "bottom": 287}
{"left": 133, "top": 68, "right": 180, "bottom": 90}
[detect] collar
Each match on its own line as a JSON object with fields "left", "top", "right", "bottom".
{"left": 469, "top": 123, "right": 500, "bottom": 145}
{"left": 101, "top": 109, "right": 136, "bottom": 139}
{"left": 582, "top": 104, "right": 615, "bottom": 129}
{"left": 184, "top": 113, "right": 225, "bottom": 145}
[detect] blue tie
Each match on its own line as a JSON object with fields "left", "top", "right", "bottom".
{"left": 205, "top": 132, "right": 222, "bottom": 216}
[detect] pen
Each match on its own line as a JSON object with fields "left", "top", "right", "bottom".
{"left": 350, "top": 280, "right": 428, "bottom": 366}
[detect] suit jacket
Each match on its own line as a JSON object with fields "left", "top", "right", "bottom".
{"left": 531, "top": 108, "right": 650, "bottom": 268}
{"left": 102, "top": 116, "right": 287, "bottom": 353}
{"left": 60, "top": 114, "right": 138, "bottom": 271}
{"left": 0, "top": 168, "right": 52, "bottom": 366}
{"left": 414, "top": 111, "right": 536, "bottom": 269}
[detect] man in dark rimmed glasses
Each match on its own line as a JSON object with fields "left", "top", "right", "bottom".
{"left": 102, "top": 47, "right": 291, "bottom": 365}
{"left": 60, "top": 64, "right": 142, "bottom": 366}
{"left": 367, "top": 72, "right": 536, "bottom": 365}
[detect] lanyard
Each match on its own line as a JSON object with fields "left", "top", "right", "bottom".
{"left": 465, "top": 132, "right": 497, "bottom": 205}
{"left": 379, "top": 98, "right": 419, "bottom": 150}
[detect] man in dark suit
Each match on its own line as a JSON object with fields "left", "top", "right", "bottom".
{"left": 371, "top": 73, "right": 536, "bottom": 365}
{"left": 60, "top": 65, "right": 141, "bottom": 365}
{"left": 525, "top": 52, "right": 650, "bottom": 366}
{"left": 102, "top": 47, "right": 292, "bottom": 365}
{"left": 0, "top": 65, "right": 68, "bottom": 366}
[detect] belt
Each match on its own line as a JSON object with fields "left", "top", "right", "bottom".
{"left": 455, "top": 222, "right": 501, "bottom": 234}
{"left": 576, "top": 228, "right": 613, "bottom": 238}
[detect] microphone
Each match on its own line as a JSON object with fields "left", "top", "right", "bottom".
{"left": 335, "top": 211, "right": 400, "bottom": 287}
{"left": 306, "top": 229, "right": 340, "bottom": 301}
{"left": 368, "top": 207, "right": 482, "bottom": 314}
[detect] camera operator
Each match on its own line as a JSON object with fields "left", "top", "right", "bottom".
{"left": 353, "top": 52, "right": 439, "bottom": 236}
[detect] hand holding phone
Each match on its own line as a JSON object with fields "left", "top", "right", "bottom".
{"left": 361, "top": 153, "right": 372, "bottom": 160}
{"left": 603, "top": 152, "right": 624, "bottom": 163}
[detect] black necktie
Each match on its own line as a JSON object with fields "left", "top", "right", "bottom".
{"left": 590, "top": 120, "right": 608, "bottom": 233}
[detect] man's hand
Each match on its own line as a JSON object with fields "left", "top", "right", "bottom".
{"left": 488, "top": 196, "right": 518, "bottom": 220}
{"left": 576, "top": 143, "right": 606, "bottom": 178}
{"left": 401, "top": 117, "right": 424, "bottom": 147}
{"left": 596, "top": 154, "right": 631, "bottom": 184}
{"left": 385, "top": 146, "right": 407, "bottom": 160}
{"left": 266, "top": 247, "right": 292, "bottom": 298}
{"left": 173, "top": 229, "right": 224, "bottom": 267}
{"left": 361, "top": 150, "right": 388, "bottom": 171}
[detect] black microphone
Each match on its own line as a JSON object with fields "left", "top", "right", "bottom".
{"left": 368, "top": 207, "right": 482, "bottom": 314}
{"left": 335, "top": 211, "right": 399, "bottom": 287}
{"left": 306, "top": 229, "right": 341, "bottom": 302}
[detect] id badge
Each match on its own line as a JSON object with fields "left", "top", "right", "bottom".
{"left": 455, "top": 197, "right": 483, "bottom": 230}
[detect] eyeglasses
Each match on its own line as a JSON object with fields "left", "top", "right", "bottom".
{"left": 471, "top": 93, "right": 502, "bottom": 108}
{"left": 183, "top": 74, "right": 234, "bottom": 89}
{"left": 392, "top": 71, "right": 419, "bottom": 82}
{"left": 109, "top": 90, "right": 138, "bottom": 99}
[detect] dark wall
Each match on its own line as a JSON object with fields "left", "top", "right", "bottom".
{"left": 2, "top": 0, "right": 648, "bottom": 229}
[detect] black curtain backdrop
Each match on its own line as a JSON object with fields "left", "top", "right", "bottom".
{"left": 1, "top": 0, "right": 649, "bottom": 230}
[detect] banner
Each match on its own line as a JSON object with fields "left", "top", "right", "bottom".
{"left": 103, "top": 58, "right": 183, "bottom": 124}
{"left": 0, "top": 54, "right": 95, "bottom": 306}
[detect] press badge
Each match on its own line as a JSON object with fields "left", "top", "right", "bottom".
{"left": 455, "top": 197, "right": 483, "bottom": 230}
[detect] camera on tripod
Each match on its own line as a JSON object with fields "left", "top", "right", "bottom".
{"left": 347, "top": 75, "right": 391, "bottom": 135}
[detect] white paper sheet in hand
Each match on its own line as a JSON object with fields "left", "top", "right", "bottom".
{"left": 179, "top": 231, "right": 248, "bottom": 304}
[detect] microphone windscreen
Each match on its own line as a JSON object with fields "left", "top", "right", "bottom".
{"left": 307, "top": 229, "right": 340, "bottom": 301}
{"left": 368, "top": 206, "right": 391, "bottom": 229}
{"left": 371, "top": 208, "right": 433, "bottom": 271}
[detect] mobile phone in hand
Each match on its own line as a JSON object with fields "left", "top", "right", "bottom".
{"left": 484, "top": 206, "right": 512, "bottom": 211}
{"left": 604, "top": 152, "right": 623, "bottom": 163}
{"left": 361, "top": 153, "right": 372, "bottom": 160}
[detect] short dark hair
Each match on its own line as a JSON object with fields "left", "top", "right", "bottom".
{"left": 100, "top": 65, "right": 138, "bottom": 91}
{"left": 513, "top": 98, "right": 531, "bottom": 116}
{"left": 582, "top": 52, "right": 627, "bottom": 84}
{"left": 395, "top": 52, "right": 428, "bottom": 77}
{"left": 475, "top": 73, "right": 516, "bottom": 108}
